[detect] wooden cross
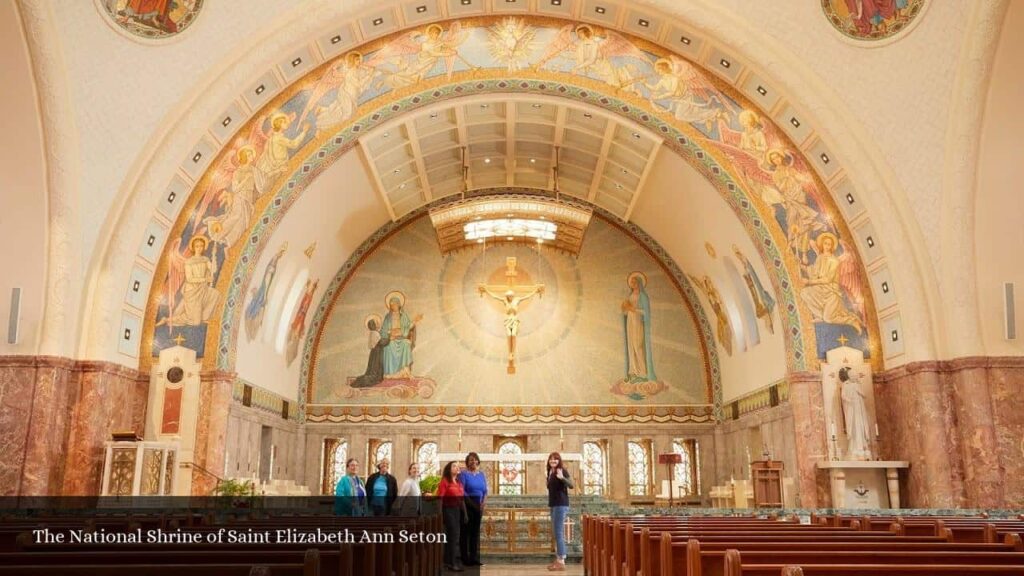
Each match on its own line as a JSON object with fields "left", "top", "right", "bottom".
{"left": 477, "top": 257, "right": 545, "bottom": 374}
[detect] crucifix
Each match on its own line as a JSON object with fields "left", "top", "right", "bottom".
{"left": 478, "top": 257, "right": 545, "bottom": 374}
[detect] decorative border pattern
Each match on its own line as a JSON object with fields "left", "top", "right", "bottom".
{"left": 305, "top": 404, "right": 715, "bottom": 424}
{"left": 723, "top": 378, "right": 790, "bottom": 421}
{"left": 296, "top": 189, "right": 724, "bottom": 422}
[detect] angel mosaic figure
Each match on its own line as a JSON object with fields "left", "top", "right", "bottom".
{"left": 253, "top": 111, "right": 310, "bottom": 195}
{"left": 368, "top": 23, "right": 471, "bottom": 89}
{"left": 644, "top": 56, "right": 727, "bottom": 129}
{"left": 156, "top": 235, "right": 220, "bottom": 328}
{"left": 800, "top": 232, "right": 864, "bottom": 334}
{"left": 202, "top": 144, "right": 258, "bottom": 248}
{"left": 536, "top": 24, "right": 648, "bottom": 93}
{"left": 298, "top": 51, "right": 376, "bottom": 133}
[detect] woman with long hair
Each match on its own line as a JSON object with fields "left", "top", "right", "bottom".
{"left": 334, "top": 458, "right": 367, "bottom": 516}
{"left": 458, "top": 452, "right": 487, "bottom": 566}
{"left": 438, "top": 460, "right": 468, "bottom": 571}
{"left": 546, "top": 451, "right": 574, "bottom": 571}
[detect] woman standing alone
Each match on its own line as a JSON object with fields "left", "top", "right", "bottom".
{"left": 546, "top": 452, "right": 574, "bottom": 571}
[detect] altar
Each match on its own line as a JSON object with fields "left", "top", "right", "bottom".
{"left": 817, "top": 460, "right": 909, "bottom": 509}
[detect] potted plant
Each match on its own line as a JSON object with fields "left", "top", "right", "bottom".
{"left": 419, "top": 474, "right": 441, "bottom": 496}
{"left": 212, "top": 478, "right": 255, "bottom": 508}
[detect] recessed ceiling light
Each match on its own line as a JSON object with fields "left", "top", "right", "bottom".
{"left": 461, "top": 0, "right": 471, "bottom": 5}
{"left": 416, "top": 5, "right": 427, "bottom": 13}
{"left": 583, "top": 112, "right": 592, "bottom": 118}
{"left": 680, "top": 35, "right": 691, "bottom": 45}
{"left": 383, "top": 132, "right": 390, "bottom": 138}
{"left": 595, "top": 6, "right": 606, "bottom": 14}
{"left": 400, "top": 183, "right": 407, "bottom": 189}
{"left": 638, "top": 19, "right": 650, "bottom": 28}
{"left": 429, "top": 112, "right": 438, "bottom": 119}
{"left": 484, "top": 158, "right": 492, "bottom": 164}
{"left": 506, "top": 236, "right": 514, "bottom": 241}
{"left": 394, "top": 168, "right": 401, "bottom": 174}
{"left": 616, "top": 183, "right": 624, "bottom": 189}
{"left": 372, "top": 17, "right": 384, "bottom": 26}
{"left": 632, "top": 132, "right": 641, "bottom": 139}
{"left": 550, "top": 0, "right": 561, "bottom": 5}
{"left": 480, "top": 103, "right": 490, "bottom": 109}
{"left": 330, "top": 35, "right": 342, "bottom": 44}
{"left": 477, "top": 238, "right": 484, "bottom": 243}
{"left": 291, "top": 57, "right": 302, "bottom": 67}
{"left": 530, "top": 158, "right": 536, "bottom": 163}
{"left": 531, "top": 103, "right": 542, "bottom": 108}
{"left": 756, "top": 85, "right": 767, "bottom": 96}
{"left": 720, "top": 58, "right": 731, "bottom": 69}
{"left": 621, "top": 168, "right": 628, "bottom": 174}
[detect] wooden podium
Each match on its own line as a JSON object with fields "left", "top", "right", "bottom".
{"left": 751, "top": 460, "right": 784, "bottom": 508}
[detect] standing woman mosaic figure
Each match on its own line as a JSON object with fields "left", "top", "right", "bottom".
{"left": 546, "top": 451, "right": 574, "bottom": 571}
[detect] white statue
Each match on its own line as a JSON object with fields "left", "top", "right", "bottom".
{"left": 838, "top": 366, "right": 872, "bottom": 460}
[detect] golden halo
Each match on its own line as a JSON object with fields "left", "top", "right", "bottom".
{"left": 626, "top": 271, "right": 647, "bottom": 288}
{"left": 654, "top": 58, "right": 672, "bottom": 70}
{"left": 269, "top": 112, "right": 289, "bottom": 127}
{"left": 345, "top": 51, "right": 363, "bottom": 63}
{"left": 384, "top": 290, "right": 406, "bottom": 309}
{"left": 575, "top": 24, "right": 593, "bottom": 37}
{"left": 189, "top": 235, "right": 209, "bottom": 251}
{"left": 815, "top": 232, "right": 838, "bottom": 253}
{"left": 365, "top": 313, "right": 383, "bottom": 330}
{"left": 425, "top": 24, "right": 443, "bottom": 36}
{"left": 236, "top": 144, "right": 256, "bottom": 163}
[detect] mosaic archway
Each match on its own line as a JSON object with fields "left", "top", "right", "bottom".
{"left": 142, "top": 16, "right": 880, "bottom": 381}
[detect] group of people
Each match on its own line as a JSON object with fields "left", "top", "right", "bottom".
{"left": 333, "top": 451, "right": 575, "bottom": 572}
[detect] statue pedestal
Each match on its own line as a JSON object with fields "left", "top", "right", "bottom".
{"left": 816, "top": 460, "right": 908, "bottom": 509}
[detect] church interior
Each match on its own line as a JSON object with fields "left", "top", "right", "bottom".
{"left": 2, "top": 0, "right": 1024, "bottom": 573}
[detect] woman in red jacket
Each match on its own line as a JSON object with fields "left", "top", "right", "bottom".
{"left": 438, "top": 460, "right": 468, "bottom": 572}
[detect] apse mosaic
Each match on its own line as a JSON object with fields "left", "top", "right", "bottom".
{"left": 307, "top": 217, "right": 709, "bottom": 409}
{"left": 146, "top": 16, "right": 876, "bottom": 371}
{"left": 821, "top": 0, "right": 926, "bottom": 41}
{"left": 97, "top": 0, "right": 204, "bottom": 40}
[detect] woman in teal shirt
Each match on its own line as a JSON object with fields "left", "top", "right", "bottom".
{"left": 334, "top": 458, "right": 367, "bottom": 516}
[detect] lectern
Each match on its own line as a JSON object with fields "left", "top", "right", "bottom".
{"left": 751, "top": 460, "right": 784, "bottom": 508}
{"left": 657, "top": 453, "right": 683, "bottom": 507}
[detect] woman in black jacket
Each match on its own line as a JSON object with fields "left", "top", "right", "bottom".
{"left": 546, "top": 451, "right": 573, "bottom": 571}
{"left": 365, "top": 458, "right": 398, "bottom": 515}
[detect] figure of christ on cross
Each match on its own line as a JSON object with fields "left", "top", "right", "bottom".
{"left": 477, "top": 257, "right": 545, "bottom": 374}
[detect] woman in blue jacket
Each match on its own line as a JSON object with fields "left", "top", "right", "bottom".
{"left": 334, "top": 458, "right": 367, "bottom": 516}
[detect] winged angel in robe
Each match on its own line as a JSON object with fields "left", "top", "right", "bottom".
{"left": 801, "top": 233, "right": 865, "bottom": 334}
{"left": 486, "top": 18, "right": 538, "bottom": 73}
{"left": 297, "top": 51, "right": 377, "bottom": 134}
{"left": 368, "top": 22, "right": 472, "bottom": 90}
{"left": 535, "top": 24, "right": 649, "bottom": 94}
{"left": 644, "top": 56, "right": 730, "bottom": 129}
{"left": 709, "top": 110, "right": 827, "bottom": 266}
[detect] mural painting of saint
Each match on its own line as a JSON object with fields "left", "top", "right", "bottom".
{"left": 285, "top": 278, "right": 319, "bottom": 366}
{"left": 621, "top": 272, "right": 656, "bottom": 382}
{"left": 380, "top": 291, "right": 423, "bottom": 379}
{"left": 244, "top": 243, "right": 287, "bottom": 341}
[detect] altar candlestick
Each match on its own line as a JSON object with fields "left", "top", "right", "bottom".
{"left": 875, "top": 423, "right": 880, "bottom": 437}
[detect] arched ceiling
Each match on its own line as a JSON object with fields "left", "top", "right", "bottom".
{"left": 134, "top": 12, "right": 887, "bottom": 388}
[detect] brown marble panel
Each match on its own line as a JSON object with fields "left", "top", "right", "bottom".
{"left": 947, "top": 359, "right": 1003, "bottom": 508}
{"left": 787, "top": 371, "right": 827, "bottom": 507}
{"left": 0, "top": 362, "right": 35, "bottom": 495}
{"left": 21, "top": 361, "right": 77, "bottom": 494}
{"left": 984, "top": 360, "right": 1024, "bottom": 508}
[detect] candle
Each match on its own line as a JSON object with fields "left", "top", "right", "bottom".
{"left": 830, "top": 422, "right": 837, "bottom": 437}
{"left": 875, "top": 423, "right": 880, "bottom": 437}
{"left": 559, "top": 428, "right": 564, "bottom": 440}
{"left": 458, "top": 427, "right": 463, "bottom": 439}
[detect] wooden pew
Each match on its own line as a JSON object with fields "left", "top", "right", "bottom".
{"left": 0, "top": 547, "right": 321, "bottom": 576}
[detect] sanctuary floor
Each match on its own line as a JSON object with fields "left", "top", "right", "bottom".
{"left": 456, "top": 565, "right": 583, "bottom": 575}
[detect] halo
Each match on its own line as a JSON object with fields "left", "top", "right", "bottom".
{"left": 269, "top": 112, "right": 288, "bottom": 127}
{"left": 575, "top": 24, "right": 593, "bottom": 37}
{"left": 236, "top": 144, "right": 256, "bottom": 162}
{"left": 364, "top": 313, "right": 382, "bottom": 330}
{"left": 189, "top": 234, "right": 209, "bottom": 251}
{"left": 384, "top": 290, "right": 406, "bottom": 309}
{"left": 626, "top": 271, "right": 647, "bottom": 288}
{"left": 815, "top": 232, "right": 838, "bottom": 253}
{"left": 345, "top": 50, "right": 363, "bottom": 63}
{"left": 425, "top": 23, "right": 443, "bottom": 36}
{"left": 654, "top": 58, "right": 672, "bottom": 70}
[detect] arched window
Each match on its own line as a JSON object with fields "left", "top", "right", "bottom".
{"left": 416, "top": 441, "right": 439, "bottom": 477}
{"left": 496, "top": 440, "right": 525, "bottom": 495}
{"left": 322, "top": 438, "right": 348, "bottom": 494}
{"left": 581, "top": 441, "right": 607, "bottom": 496}
{"left": 371, "top": 440, "right": 393, "bottom": 471}
{"left": 671, "top": 440, "right": 693, "bottom": 496}
{"left": 627, "top": 441, "right": 651, "bottom": 496}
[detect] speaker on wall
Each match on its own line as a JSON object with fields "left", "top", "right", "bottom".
{"left": 1005, "top": 282, "right": 1017, "bottom": 340}
{"left": 7, "top": 288, "right": 20, "bottom": 345}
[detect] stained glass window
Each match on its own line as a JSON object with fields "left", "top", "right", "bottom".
{"left": 627, "top": 441, "right": 650, "bottom": 496}
{"left": 581, "top": 441, "right": 607, "bottom": 496}
{"left": 327, "top": 440, "right": 348, "bottom": 493}
{"left": 372, "top": 441, "right": 392, "bottom": 471}
{"left": 417, "top": 441, "right": 439, "bottom": 477}
{"left": 671, "top": 440, "right": 693, "bottom": 496}
{"left": 497, "top": 441, "right": 524, "bottom": 495}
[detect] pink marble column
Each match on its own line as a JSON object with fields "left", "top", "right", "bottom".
{"left": 988, "top": 358, "right": 1024, "bottom": 508}
{"left": 875, "top": 363, "right": 959, "bottom": 508}
{"left": 62, "top": 362, "right": 147, "bottom": 495}
{"left": 787, "top": 371, "right": 828, "bottom": 508}
{"left": 947, "top": 358, "right": 1006, "bottom": 508}
{"left": 0, "top": 357, "right": 41, "bottom": 495}
{"left": 192, "top": 370, "right": 235, "bottom": 495}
